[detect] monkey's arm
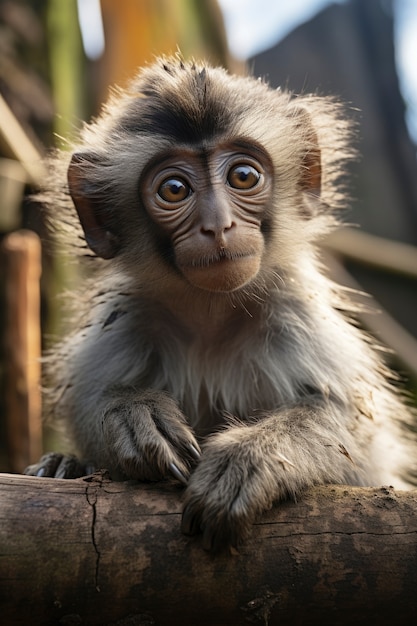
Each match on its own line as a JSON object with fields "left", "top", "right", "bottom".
{"left": 182, "top": 399, "right": 368, "bottom": 551}
{"left": 26, "top": 388, "right": 200, "bottom": 481}
{"left": 25, "top": 294, "right": 201, "bottom": 481}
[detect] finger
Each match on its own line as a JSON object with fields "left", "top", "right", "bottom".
{"left": 169, "top": 462, "right": 189, "bottom": 485}
{"left": 24, "top": 452, "right": 64, "bottom": 478}
{"left": 188, "top": 443, "right": 201, "bottom": 461}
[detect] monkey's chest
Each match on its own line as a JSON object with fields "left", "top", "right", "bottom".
{"left": 157, "top": 335, "right": 285, "bottom": 430}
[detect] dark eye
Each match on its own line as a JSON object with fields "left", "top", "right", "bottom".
{"left": 157, "top": 177, "right": 190, "bottom": 202}
{"left": 227, "top": 164, "right": 261, "bottom": 190}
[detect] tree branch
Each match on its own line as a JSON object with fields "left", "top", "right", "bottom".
{"left": 1, "top": 472, "right": 416, "bottom": 625}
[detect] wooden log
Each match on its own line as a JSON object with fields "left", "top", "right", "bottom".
{"left": 322, "top": 227, "right": 417, "bottom": 280}
{"left": 0, "top": 94, "right": 44, "bottom": 187}
{"left": 323, "top": 251, "right": 417, "bottom": 379}
{"left": 2, "top": 230, "right": 42, "bottom": 472}
{"left": 0, "top": 473, "right": 416, "bottom": 626}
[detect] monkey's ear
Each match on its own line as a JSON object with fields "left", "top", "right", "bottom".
{"left": 301, "top": 143, "right": 321, "bottom": 196}
{"left": 67, "top": 153, "right": 120, "bottom": 259}
{"left": 292, "top": 107, "right": 322, "bottom": 196}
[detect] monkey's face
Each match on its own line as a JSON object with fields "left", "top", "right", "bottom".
{"left": 141, "top": 141, "right": 273, "bottom": 292}
{"left": 66, "top": 60, "right": 325, "bottom": 293}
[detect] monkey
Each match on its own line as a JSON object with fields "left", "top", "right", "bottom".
{"left": 26, "top": 56, "right": 415, "bottom": 551}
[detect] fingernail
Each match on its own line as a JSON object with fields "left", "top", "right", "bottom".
{"left": 169, "top": 462, "right": 188, "bottom": 485}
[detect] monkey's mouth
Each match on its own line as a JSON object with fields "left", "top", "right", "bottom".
{"left": 189, "top": 248, "right": 253, "bottom": 269}
{"left": 178, "top": 249, "right": 261, "bottom": 292}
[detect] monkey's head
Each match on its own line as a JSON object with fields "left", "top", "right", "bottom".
{"left": 66, "top": 57, "right": 349, "bottom": 294}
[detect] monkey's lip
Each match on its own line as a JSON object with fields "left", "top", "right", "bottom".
{"left": 185, "top": 249, "right": 254, "bottom": 269}
{"left": 178, "top": 250, "right": 261, "bottom": 292}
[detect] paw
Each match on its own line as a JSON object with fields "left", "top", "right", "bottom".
{"left": 181, "top": 433, "right": 273, "bottom": 551}
{"left": 102, "top": 390, "right": 201, "bottom": 483}
{"left": 24, "top": 452, "right": 95, "bottom": 479}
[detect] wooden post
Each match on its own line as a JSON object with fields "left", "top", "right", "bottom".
{"left": 2, "top": 230, "right": 42, "bottom": 472}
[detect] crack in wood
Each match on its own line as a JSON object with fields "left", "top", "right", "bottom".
{"left": 85, "top": 481, "right": 102, "bottom": 592}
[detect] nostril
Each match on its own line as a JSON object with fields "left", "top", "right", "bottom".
{"left": 200, "top": 225, "right": 215, "bottom": 237}
{"left": 200, "top": 221, "right": 235, "bottom": 238}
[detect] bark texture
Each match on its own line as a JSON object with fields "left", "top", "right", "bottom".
{"left": 1, "top": 472, "right": 416, "bottom": 625}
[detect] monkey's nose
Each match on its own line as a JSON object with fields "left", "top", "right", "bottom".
{"left": 200, "top": 220, "right": 236, "bottom": 245}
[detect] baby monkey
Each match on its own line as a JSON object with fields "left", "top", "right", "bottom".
{"left": 26, "top": 57, "right": 414, "bottom": 551}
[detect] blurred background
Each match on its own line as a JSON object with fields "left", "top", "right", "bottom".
{"left": 0, "top": 0, "right": 416, "bottom": 473}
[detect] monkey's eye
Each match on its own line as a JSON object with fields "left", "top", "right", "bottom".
{"left": 157, "top": 177, "right": 191, "bottom": 203}
{"left": 227, "top": 164, "right": 261, "bottom": 190}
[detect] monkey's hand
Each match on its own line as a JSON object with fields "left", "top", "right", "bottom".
{"left": 181, "top": 426, "right": 278, "bottom": 551}
{"left": 181, "top": 410, "right": 357, "bottom": 551}
{"left": 101, "top": 390, "right": 201, "bottom": 483}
